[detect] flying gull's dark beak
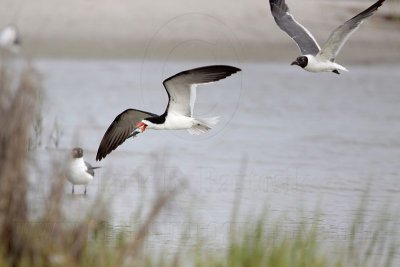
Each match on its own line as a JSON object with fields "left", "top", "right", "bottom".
{"left": 291, "top": 60, "right": 299, "bottom": 66}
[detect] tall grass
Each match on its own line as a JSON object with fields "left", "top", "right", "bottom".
{"left": 0, "top": 62, "right": 398, "bottom": 267}
{"left": 0, "top": 62, "right": 38, "bottom": 266}
{"left": 0, "top": 60, "right": 182, "bottom": 266}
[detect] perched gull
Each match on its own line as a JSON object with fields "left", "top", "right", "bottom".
{"left": 0, "top": 24, "right": 21, "bottom": 53}
{"left": 269, "top": 0, "right": 386, "bottom": 74}
{"left": 68, "top": 147, "right": 101, "bottom": 194}
{"left": 96, "top": 65, "right": 241, "bottom": 161}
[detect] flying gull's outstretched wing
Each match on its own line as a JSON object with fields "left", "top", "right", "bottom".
{"left": 162, "top": 65, "right": 241, "bottom": 117}
{"left": 269, "top": 0, "right": 320, "bottom": 55}
{"left": 318, "top": 0, "right": 386, "bottom": 62}
{"left": 96, "top": 109, "right": 156, "bottom": 161}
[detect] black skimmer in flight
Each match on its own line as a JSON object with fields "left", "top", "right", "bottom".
{"left": 96, "top": 65, "right": 241, "bottom": 161}
{"left": 269, "top": 0, "right": 386, "bottom": 74}
{"left": 68, "top": 147, "right": 101, "bottom": 194}
{"left": 0, "top": 24, "right": 21, "bottom": 53}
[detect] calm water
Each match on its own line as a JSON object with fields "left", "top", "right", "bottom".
{"left": 29, "top": 59, "right": 400, "bottom": 251}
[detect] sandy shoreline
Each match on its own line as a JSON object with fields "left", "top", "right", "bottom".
{"left": 1, "top": 0, "right": 399, "bottom": 64}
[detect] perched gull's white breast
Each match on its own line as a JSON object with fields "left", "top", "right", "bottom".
{"left": 0, "top": 27, "right": 17, "bottom": 47}
{"left": 68, "top": 158, "right": 93, "bottom": 185}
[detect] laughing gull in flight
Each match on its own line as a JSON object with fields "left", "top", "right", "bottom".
{"left": 0, "top": 24, "right": 21, "bottom": 53}
{"left": 68, "top": 147, "right": 101, "bottom": 194}
{"left": 96, "top": 65, "right": 241, "bottom": 161}
{"left": 269, "top": 0, "right": 386, "bottom": 74}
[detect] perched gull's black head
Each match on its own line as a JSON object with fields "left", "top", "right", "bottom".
{"left": 14, "top": 35, "right": 21, "bottom": 45}
{"left": 71, "top": 147, "right": 84, "bottom": 159}
{"left": 291, "top": 56, "right": 308, "bottom": 68}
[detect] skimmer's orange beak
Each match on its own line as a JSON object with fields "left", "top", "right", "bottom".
{"left": 135, "top": 122, "right": 147, "bottom": 133}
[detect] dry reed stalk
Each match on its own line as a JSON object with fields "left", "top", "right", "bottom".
{"left": 0, "top": 64, "right": 39, "bottom": 266}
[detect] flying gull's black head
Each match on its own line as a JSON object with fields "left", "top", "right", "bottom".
{"left": 291, "top": 56, "right": 308, "bottom": 68}
{"left": 71, "top": 147, "right": 84, "bottom": 159}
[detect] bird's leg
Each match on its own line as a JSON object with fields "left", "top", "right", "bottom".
{"left": 72, "top": 185, "right": 74, "bottom": 194}
{"left": 332, "top": 70, "right": 340, "bottom": 75}
{"left": 84, "top": 186, "right": 87, "bottom": 195}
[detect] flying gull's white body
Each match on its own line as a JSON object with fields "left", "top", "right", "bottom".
{"left": 303, "top": 55, "right": 348, "bottom": 73}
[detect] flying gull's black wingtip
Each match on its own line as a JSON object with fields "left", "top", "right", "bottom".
{"left": 95, "top": 153, "right": 103, "bottom": 162}
{"left": 269, "top": 0, "right": 289, "bottom": 15}
{"left": 194, "top": 65, "right": 241, "bottom": 73}
{"left": 214, "top": 65, "right": 241, "bottom": 74}
{"left": 200, "top": 65, "right": 242, "bottom": 80}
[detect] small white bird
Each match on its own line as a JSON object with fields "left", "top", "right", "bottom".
{"left": 269, "top": 0, "right": 386, "bottom": 74}
{"left": 68, "top": 147, "right": 101, "bottom": 194}
{"left": 0, "top": 24, "right": 21, "bottom": 53}
{"left": 96, "top": 65, "right": 241, "bottom": 161}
